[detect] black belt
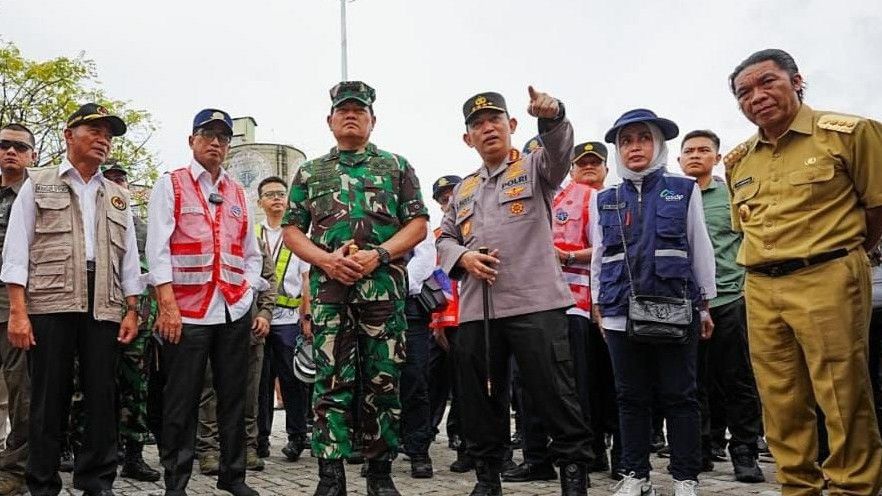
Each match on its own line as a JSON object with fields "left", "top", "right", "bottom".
{"left": 86, "top": 260, "right": 96, "bottom": 272}
{"left": 747, "top": 249, "right": 848, "bottom": 277}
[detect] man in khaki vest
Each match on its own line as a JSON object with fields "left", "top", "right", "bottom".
{"left": 0, "top": 103, "right": 142, "bottom": 496}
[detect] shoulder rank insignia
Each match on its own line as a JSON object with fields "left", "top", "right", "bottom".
{"left": 817, "top": 114, "right": 860, "bottom": 134}
{"left": 723, "top": 142, "right": 749, "bottom": 170}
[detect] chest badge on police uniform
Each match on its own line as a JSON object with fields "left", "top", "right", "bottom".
{"left": 738, "top": 204, "right": 750, "bottom": 222}
{"left": 510, "top": 201, "right": 525, "bottom": 216}
{"left": 505, "top": 186, "right": 525, "bottom": 198}
{"left": 461, "top": 220, "right": 472, "bottom": 237}
{"left": 110, "top": 196, "right": 127, "bottom": 211}
{"left": 555, "top": 209, "right": 569, "bottom": 223}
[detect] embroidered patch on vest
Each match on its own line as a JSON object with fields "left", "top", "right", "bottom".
{"left": 510, "top": 201, "right": 525, "bottom": 215}
{"left": 34, "top": 184, "right": 70, "bottom": 193}
{"left": 230, "top": 205, "right": 243, "bottom": 218}
{"left": 555, "top": 209, "right": 569, "bottom": 223}
{"left": 110, "top": 196, "right": 127, "bottom": 211}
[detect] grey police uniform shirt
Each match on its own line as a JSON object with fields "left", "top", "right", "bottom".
{"left": 436, "top": 118, "right": 576, "bottom": 324}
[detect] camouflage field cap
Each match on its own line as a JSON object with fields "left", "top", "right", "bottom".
{"left": 573, "top": 141, "right": 608, "bottom": 163}
{"left": 463, "top": 92, "right": 507, "bottom": 124}
{"left": 330, "top": 81, "right": 376, "bottom": 108}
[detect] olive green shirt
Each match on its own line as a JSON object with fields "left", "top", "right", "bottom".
{"left": 284, "top": 143, "right": 428, "bottom": 304}
{"left": 725, "top": 104, "right": 882, "bottom": 266}
{"left": 701, "top": 177, "right": 744, "bottom": 308}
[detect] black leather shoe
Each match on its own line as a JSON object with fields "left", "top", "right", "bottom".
{"left": 450, "top": 452, "right": 475, "bottom": 473}
{"left": 559, "top": 463, "right": 589, "bottom": 495}
{"left": 59, "top": 447, "right": 74, "bottom": 473}
{"left": 731, "top": 445, "right": 765, "bottom": 483}
{"left": 410, "top": 456, "right": 433, "bottom": 479}
{"left": 217, "top": 481, "right": 259, "bottom": 496}
{"left": 710, "top": 446, "right": 728, "bottom": 461}
{"left": 314, "top": 459, "right": 347, "bottom": 496}
{"left": 501, "top": 462, "right": 557, "bottom": 482}
{"left": 366, "top": 460, "right": 401, "bottom": 496}
{"left": 120, "top": 441, "right": 161, "bottom": 482}
{"left": 470, "top": 460, "right": 502, "bottom": 496}
{"left": 282, "top": 436, "right": 307, "bottom": 462}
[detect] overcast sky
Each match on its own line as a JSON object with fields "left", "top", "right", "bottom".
{"left": 4, "top": 0, "right": 881, "bottom": 223}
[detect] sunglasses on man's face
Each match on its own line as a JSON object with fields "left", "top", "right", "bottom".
{"left": 0, "top": 140, "right": 33, "bottom": 153}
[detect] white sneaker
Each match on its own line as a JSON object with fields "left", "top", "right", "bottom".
{"left": 611, "top": 472, "right": 655, "bottom": 496}
{"left": 673, "top": 479, "right": 699, "bottom": 496}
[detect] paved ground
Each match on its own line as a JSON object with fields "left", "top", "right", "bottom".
{"left": 58, "top": 410, "right": 783, "bottom": 495}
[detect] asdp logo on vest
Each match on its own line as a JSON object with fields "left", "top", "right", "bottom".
{"left": 660, "top": 189, "right": 684, "bottom": 202}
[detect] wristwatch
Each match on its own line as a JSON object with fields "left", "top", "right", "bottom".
{"left": 375, "top": 246, "right": 391, "bottom": 265}
{"left": 566, "top": 252, "right": 576, "bottom": 266}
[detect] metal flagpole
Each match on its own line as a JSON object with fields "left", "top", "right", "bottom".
{"left": 340, "top": 0, "right": 349, "bottom": 80}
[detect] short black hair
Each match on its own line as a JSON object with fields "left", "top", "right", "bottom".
{"left": 257, "top": 176, "right": 287, "bottom": 196}
{"left": 729, "top": 48, "right": 804, "bottom": 102}
{"left": 681, "top": 130, "right": 721, "bottom": 152}
{"left": 1, "top": 123, "right": 36, "bottom": 146}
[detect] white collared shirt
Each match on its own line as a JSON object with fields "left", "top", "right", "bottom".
{"left": 258, "top": 220, "right": 310, "bottom": 325}
{"left": 407, "top": 229, "right": 437, "bottom": 296}
{"left": 0, "top": 159, "right": 143, "bottom": 296}
{"left": 146, "top": 159, "right": 266, "bottom": 325}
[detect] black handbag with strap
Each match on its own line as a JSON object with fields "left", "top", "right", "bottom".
{"left": 416, "top": 274, "right": 448, "bottom": 314}
{"left": 613, "top": 185, "right": 692, "bottom": 344}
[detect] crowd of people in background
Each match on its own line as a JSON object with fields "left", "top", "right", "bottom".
{"left": 0, "top": 47, "right": 879, "bottom": 496}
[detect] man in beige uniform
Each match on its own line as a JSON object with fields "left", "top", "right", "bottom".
{"left": 725, "top": 48, "right": 882, "bottom": 495}
{"left": 437, "top": 87, "right": 592, "bottom": 496}
{"left": 1, "top": 103, "right": 142, "bottom": 496}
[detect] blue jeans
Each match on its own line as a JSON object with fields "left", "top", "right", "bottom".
{"left": 605, "top": 320, "right": 701, "bottom": 481}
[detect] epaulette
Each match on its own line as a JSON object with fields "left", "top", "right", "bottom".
{"left": 817, "top": 114, "right": 861, "bottom": 134}
{"left": 723, "top": 141, "right": 750, "bottom": 170}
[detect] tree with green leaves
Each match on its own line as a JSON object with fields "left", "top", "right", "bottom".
{"left": 0, "top": 40, "right": 159, "bottom": 196}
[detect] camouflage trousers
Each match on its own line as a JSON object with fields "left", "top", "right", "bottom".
{"left": 311, "top": 300, "right": 406, "bottom": 460}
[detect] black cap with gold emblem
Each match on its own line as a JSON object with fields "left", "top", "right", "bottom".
{"left": 572, "top": 141, "right": 608, "bottom": 163}
{"left": 463, "top": 92, "right": 508, "bottom": 124}
{"left": 66, "top": 103, "right": 127, "bottom": 137}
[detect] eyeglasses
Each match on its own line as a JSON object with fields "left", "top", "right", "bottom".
{"left": 0, "top": 140, "right": 34, "bottom": 152}
{"left": 194, "top": 128, "right": 232, "bottom": 145}
{"left": 260, "top": 191, "right": 287, "bottom": 200}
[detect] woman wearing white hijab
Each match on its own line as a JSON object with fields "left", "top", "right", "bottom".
{"left": 587, "top": 109, "right": 717, "bottom": 496}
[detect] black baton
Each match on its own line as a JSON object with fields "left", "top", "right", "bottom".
{"left": 479, "top": 246, "right": 492, "bottom": 397}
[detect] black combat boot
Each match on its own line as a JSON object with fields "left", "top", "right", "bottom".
{"left": 365, "top": 460, "right": 401, "bottom": 496}
{"left": 120, "top": 441, "right": 161, "bottom": 482}
{"left": 282, "top": 434, "right": 307, "bottom": 462}
{"left": 559, "top": 462, "right": 589, "bottom": 495}
{"left": 469, "top": 460, "right": 502, "bottom": 496}
{"left": 314, "top": 458, "right": 347, "bottom": 496}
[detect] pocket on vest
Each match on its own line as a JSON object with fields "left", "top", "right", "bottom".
{"left": 29, "top": 245, "right": 73, "bottom": 294}
{"left": 35, "top": 196, "right": 72, "bottom": 234}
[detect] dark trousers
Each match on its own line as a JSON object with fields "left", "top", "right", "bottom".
{"left": 258, "top": 323, "right": 308, "bottom": 447}
{"left": 697, "top": 298, "right": 762, "bottom": 455}
{"left": 455, "top": 308, "right": 593, "bottom": 465}
{"left": 27, "top": 310, "right": 120, "bottom": 495}
{"left": 428, "top": 327, "right": 461, "bottom": 442}
{"left": 586, "top": 318, "right": 621, "bottom": 457}
{"left": 400, "top": 299, "right": 432, "bottom": 457}
{"left": 521, "top": 314, "right": 595, "bottom": 466}
{"left": 870, "top": 308, "right": 882, "bottom": 436}
{"left": 159, "top": 314, "right": 249, "bottom": 495}
{"left": 606, "top": 321, "right": 701, "bottom": 481}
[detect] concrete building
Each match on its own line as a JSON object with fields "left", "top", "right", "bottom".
{"left": 224, "top": 116, "right": 307, "bottom": 222}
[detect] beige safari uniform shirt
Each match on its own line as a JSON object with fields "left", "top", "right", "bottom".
{"left": 725, "top": 104, "right": 882, "bottom": 267}
{"left": 437, "top": 118, "right": 576, "bottom": 323}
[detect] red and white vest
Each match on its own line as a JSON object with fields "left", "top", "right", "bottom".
{"left": 430, "top": 227, "right": 459, "bottom": 330}
{"left": 169, "top": 167, "right": 249, "bottom": 319}
{"left": 552, "top": 182, "right": 594, "bottom": 314}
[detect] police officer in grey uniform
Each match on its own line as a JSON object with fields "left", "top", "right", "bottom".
{"left": 437, "top": 87, "right": 593, "bottom": 496}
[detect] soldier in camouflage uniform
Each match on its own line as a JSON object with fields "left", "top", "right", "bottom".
{"left": 282, "top": 81, "right": 429, "bottom": 496}
{"left": 102, "top": 163, "right": 161, "bottom": 482}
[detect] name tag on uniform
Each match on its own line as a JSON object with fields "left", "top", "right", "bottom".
{"left": 601, "top": 202, "right": 626, "bottom": 211}
{"left": 181, "top": 205, "right": 202, "bottom": 215}
{"left": 733, "top": 177, "right": 753, "bottom": 189}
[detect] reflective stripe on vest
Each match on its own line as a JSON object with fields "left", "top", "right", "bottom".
{"left": 255, "top": 223, "right": 302, "bottom": 309}
{"left": 170, "top": 168, "right": 249, "bottom": 318}
{"left": 553, "top": 182, "right": 594, "bottom": 312}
